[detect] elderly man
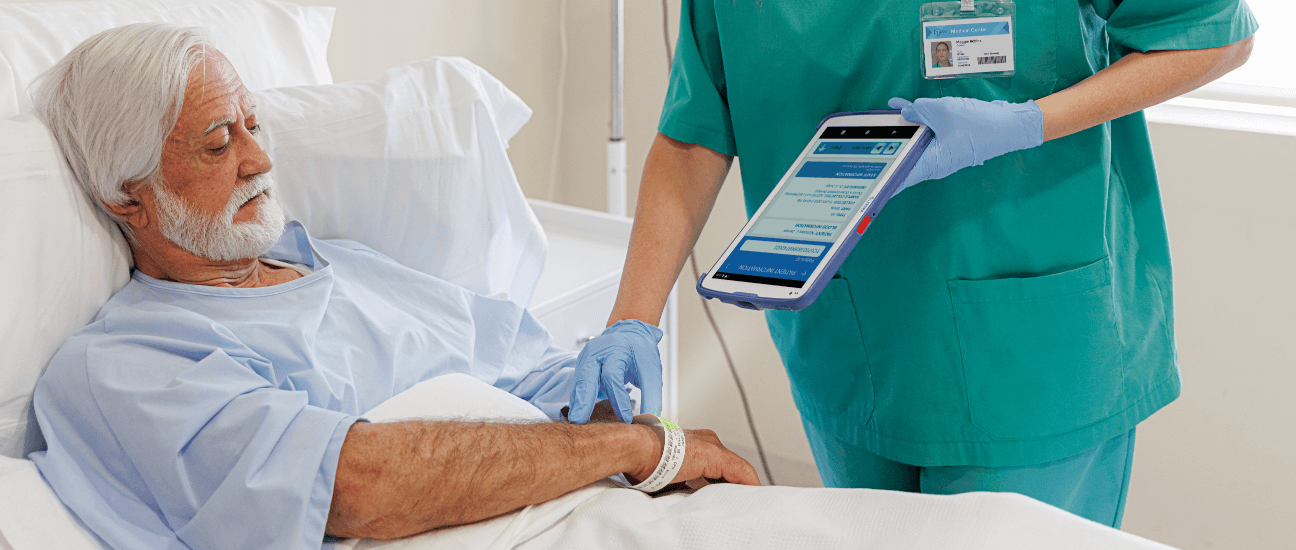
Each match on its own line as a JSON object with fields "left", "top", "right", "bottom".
{"left": 30, "top": 23, "right": 757, "bottom": 550}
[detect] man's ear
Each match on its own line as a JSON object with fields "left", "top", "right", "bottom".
{"left": 103, "top": 180, "right": 150, "bottom": 230}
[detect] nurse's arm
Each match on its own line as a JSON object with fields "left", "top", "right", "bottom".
{"left": 1036, "top": 35, "right": 1254, "bottom": 141}
{"left": 605, "top": 132, "right": 733, "bottom": 327}
{"left": 324, "top": 417, "right": 758, "bottom": 540}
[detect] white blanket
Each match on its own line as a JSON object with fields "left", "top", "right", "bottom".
{"left": 339, "top": 374, "right": 1178, "bottom": 550}
{"left": 0, "top": 374, "right": 1178, "bottom": 550}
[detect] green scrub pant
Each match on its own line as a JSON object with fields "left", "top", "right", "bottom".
{"left": 802, "top": 419, "right": 1136, "bottom": 528}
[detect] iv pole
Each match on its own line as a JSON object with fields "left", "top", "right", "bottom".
{"left": 608, "top": 0, "right": 627, "bottom": 216}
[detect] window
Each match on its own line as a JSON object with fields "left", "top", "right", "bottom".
{"left": 1212, "top": 0, "right": 1294, "bottom": 90}
{"left": 1148, "top": 0, "right": 1296, "bottom": 136}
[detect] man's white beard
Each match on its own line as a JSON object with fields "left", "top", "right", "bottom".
{"left": 151, "top": 173, "right": 286, "bottom": 262}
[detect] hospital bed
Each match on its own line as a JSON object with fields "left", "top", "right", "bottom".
{"left": 0, "top": 1, "right": 1179, "bottom": 548}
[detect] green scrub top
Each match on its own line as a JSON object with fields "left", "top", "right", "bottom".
{"left": 660, "top": 0, "right": 1257, "bottom": 467}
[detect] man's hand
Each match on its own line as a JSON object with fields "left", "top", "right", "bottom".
{"left": 567, "top": 320, "right": 664, "bottom": 424}
{"left": 887, "top": 96, "right": 1044, "bottom": 193}
{"left": 624, "top": 415, "right": 761, "bottom": 488}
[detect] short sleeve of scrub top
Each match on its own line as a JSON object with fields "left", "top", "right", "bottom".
{"left": 658, "top": 0, "right": 735, "bottom": 157}
{"left": 654, "top": 0, "right": 1256, "bottom": 469}
{"left": 1096, "top": 0, "right": 1259, "bottom": 51}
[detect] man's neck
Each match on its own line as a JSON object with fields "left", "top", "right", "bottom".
{"left": 131, "top": 235, "right": 301, "bottom": 288}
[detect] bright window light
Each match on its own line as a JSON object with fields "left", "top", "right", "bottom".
{"left": 1214, "top": 0, "right": 1293, "bottom": 90}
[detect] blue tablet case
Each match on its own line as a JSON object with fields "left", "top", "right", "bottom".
{"left": 696, "top": 110, "right": 934, "bottom": 311}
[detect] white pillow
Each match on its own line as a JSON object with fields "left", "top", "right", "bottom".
{"left": 258, "top": 56, "right": 547, "bottom": 305}
{"left": 0, "top": 114, "right": 132, "bottom": 460}
{"left": 0, "top": 57, "right": 544, "bottom": 460}
{"left": 0, "top": 0, "right": 335, "bottom": 118}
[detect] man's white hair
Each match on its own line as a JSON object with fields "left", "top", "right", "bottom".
{"left": 29, "top": 22, "right": 210, "bottom": 237}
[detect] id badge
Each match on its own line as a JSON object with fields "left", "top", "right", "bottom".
{"left": 921, "top": 0, "right": 1015, "bottom": 79}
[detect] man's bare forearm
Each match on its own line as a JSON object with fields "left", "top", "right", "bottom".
{"left": 606, "top": 133, "right": 733, "bottom": 327}
{"left": 1038, "top": 36, "right": 1253, "bottom": 141}
{"left": 327, "top": 420, "right": 654, "bottom": 539}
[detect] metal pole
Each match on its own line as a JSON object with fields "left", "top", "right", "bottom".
{"left": 607, "top": 0, "right": 627, "bottom": 216}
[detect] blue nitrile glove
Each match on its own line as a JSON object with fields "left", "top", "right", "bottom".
{"left": 887, "top": 96, "right": 1044, "bottom": 193}
{"left": 567, "top": 319, "right": 664, "bottom": 424}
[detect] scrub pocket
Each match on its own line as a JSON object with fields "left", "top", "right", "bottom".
{"left": 948, "top": 258, "right": 1123, "bottom": 440}
{"left": 765, "top": 276, "right": 874, "bottom": 428}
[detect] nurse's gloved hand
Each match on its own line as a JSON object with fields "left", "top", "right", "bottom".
{"left": 887, "top": 97, "right": 1044, "bottom": 193}
{"left": 567, "top": 319, "right": 664, "bottom": 424}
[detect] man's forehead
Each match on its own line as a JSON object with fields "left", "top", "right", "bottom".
{"left": 175, "top": 51, "right": 253, "bottom": 136}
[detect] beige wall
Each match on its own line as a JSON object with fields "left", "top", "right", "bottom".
{"left": 7, "top": 1, "right": 1291, "bottom": 548}
{"left": 298, "top": 0, "right": 677, "bottom": 214}
{"left": 1121, "top": 124, "right": 1295, "bottom": 549}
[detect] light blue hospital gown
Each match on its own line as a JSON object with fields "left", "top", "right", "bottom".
{"left": 30, "top": 222, "right": 577, "bottom": 550}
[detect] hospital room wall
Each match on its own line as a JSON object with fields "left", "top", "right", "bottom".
{"left": 1123, "top": 124, "right": 1295, "bottom": 550}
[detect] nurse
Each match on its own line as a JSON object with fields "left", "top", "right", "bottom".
{"left": 569, "top": 0, "right": 1257, "bottom": 526}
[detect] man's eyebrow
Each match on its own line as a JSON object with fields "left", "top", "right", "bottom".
{"left": 203, "top": 117, "right": 236, "bottom": 136}
{"left": 200, "top": 103, "right": 257, "bottom": 136}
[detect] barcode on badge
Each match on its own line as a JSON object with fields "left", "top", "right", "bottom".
{"left": 977, "top": 55, "right": 1007, "bottom": 65}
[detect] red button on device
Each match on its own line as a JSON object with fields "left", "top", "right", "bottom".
{"left": 856, "top": 214, "right": 872, "bottom": 234}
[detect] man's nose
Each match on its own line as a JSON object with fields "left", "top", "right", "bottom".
{"left": 237, "top": 126, "right": 273, "bottom": 179}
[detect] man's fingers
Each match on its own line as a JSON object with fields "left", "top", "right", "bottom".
{"left": 703, "top": 444, "right": 761, "bottom": 487}
{"left": 704, "top": 439, "right": 761, "bottom": 486}
{"left": 687, "top": 428, "right": 718, "bottom": 441}
{"left": 671, "top": 431, "right": 762, "bottom": 487}
{"left": 725, "top": 455, "right": 762, "bottom": 486}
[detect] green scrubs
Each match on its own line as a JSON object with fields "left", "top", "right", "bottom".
{"left": 659, "top": 0, "right": 1256, "bottom": 475}
{"left": 803, "top": 420, "right": 1137, "bottom": 527}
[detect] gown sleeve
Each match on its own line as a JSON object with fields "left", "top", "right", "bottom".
{"left": 80, "top": 305, "right": 358, "bottom": 550}
{"left": 456, "top": 290, "right": 578, "bottom": 421}
{"left": 507, "top": 344, "right": 579, "bottom": 421}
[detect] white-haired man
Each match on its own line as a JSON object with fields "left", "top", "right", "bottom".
{"left": 30, "top": 23, "right": 757, "bottom": 550}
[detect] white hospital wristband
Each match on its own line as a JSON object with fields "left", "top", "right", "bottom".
{"left": 629, "top": 415, "right": 686, "bottom": 493}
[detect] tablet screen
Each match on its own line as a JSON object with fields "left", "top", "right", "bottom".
{"left": 711, "top": 125, "right": 919, "bottom": 288}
